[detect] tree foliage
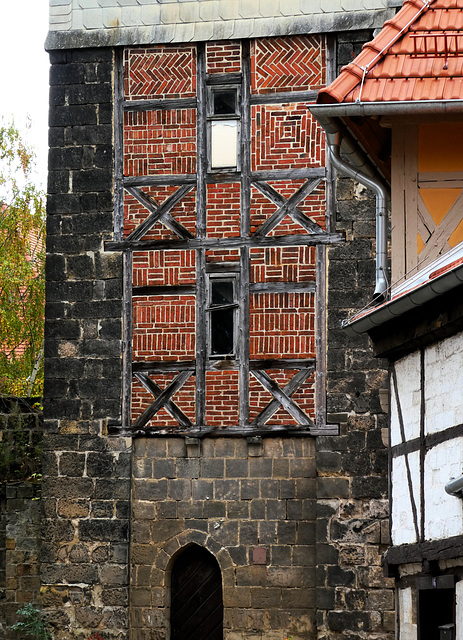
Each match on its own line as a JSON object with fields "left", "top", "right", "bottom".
{"left": 0, "top": 119, "right": 45, "bottom": 396}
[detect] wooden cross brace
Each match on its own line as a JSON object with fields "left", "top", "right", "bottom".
{"left": 133, "top": 370, "right": 193, "bottom": 429}
{"left": 417, "top": 190, "right": 463, "bottom": 264}
{"left": 251, "top": 367, "right": 315, "bottom": 427}
{"left": 252, "top": 177, "right": 323, "bottom": 239}
{"left": 125, "top": 184, "right": 195, "bottom": 242}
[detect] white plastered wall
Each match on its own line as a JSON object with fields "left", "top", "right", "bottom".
{"left": 391, "top": 331, "right": 463, "bottom": 546}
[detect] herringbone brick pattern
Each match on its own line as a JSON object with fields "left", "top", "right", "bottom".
{"left": 252, "top": 36, "right": 325, "bottom": 93}
{"left": 124, "top": 46, "right": 196, "bottom": 99}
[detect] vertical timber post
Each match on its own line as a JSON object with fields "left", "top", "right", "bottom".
{"left": 239, "top": 40, "right": 251, "bottom": 428}
{"left": 196, "top": 42, "right": 207, "bottom": 429}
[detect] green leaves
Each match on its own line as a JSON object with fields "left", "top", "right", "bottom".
{"left": 0, "top": 118, "right": 45, "bottom": 396}
{"left": 10, "top": 603, "right": 53, "bottom": 640}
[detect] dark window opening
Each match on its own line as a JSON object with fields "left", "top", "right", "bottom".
{"left": 418, "top": 588, "right": 455, "bottom": 640}
{"left": 171, "top": 545, "right": 223, "bottom": 640}
{"left": 213, "top": 90, "right": 237, "bottom": 115}
{"left": 209, "top": 279, "right": 236, "bottom": 357}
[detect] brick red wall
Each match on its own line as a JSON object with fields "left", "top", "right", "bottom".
{"left": 123, "top": 38, "right": 326, "bottom": 428}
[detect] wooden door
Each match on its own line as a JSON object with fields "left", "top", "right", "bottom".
{"left": 171, "top": 545, "right": 223, "bottom": 640}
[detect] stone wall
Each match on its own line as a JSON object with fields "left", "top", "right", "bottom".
{"left": 131, "top": 435, "right": 316, "bottom": 640}
{"left": 0, "top": 398, "right": 43, "bottom": 640}
{"left": 316, "top": 176, "right": 394, "bottom": 640}
{"left": 41, "top": 33, "right": 396, "bottom": 640}
{"left": 43, "top": 47, "right": 130, "bottom": 639}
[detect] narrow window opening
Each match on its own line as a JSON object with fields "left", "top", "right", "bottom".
{"left": 207, "top": 86, "right": 240, "bottom": 170}
{"left": 207, "top": 275, "right": 238, "bottom": 358}
{"left": 213, "top": 90, "right": 237, "bottom": 115}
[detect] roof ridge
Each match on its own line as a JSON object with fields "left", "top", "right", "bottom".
{"left": 317, "top": 0, "right": 436, "bottom": 104}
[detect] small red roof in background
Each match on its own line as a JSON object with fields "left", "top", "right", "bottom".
{"left": 318, "top": 0, "right": 463, "bottom": 104}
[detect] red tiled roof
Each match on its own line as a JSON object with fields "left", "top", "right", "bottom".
{"left": 318, "top": 0, "right": 463, "bottom": 104}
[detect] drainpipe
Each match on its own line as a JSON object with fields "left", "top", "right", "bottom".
{"left": 445, "top": 475, "right": 463, "bottom": 497}
{"left": 329, "top": 132, "right": 389, "bottom": 301}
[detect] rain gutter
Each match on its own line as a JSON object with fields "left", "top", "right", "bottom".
{"left": 310, "top": 99, "right": 463, "bottom": 120}
{"left": 341, "top": 259, "right": 463, "bottom": 336}
{"left": 309, "top": 102, "right": 390, "bottom": 299}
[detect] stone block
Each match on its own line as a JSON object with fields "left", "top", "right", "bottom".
{"left": 57, "top": 498, "right": 89, "bottom": 519}
{"left": 249, "top": 458, "right": 272, "bottom": 477}
{"left": 214, "top": 479, "right": 239, "bottom": 500}
{"left": 250, "top": 586, "right": 282, "bottom": 608}
{"left": 209, "top": 520, "right": 239, "bottom": 546}
{"left": 176, "top": 458, "right": 199, "bottom": 479}
{"left": 240, "top": 478, "right": 260, "bottom": 500}
{"left": 225, "top": 458, "right": 249, "bottom": 478}
{"left": 192, "top": 479, "right": 214, "bottom": 500}
{"left": 79, "top": 519, "right": 129, "bottom": 543}
{"left": 267, "top": 499, "right": 286, "bottom": 520}
{"left": 200, "top": 458, "right": 224, "bottom": 478}
{"left": 270, "top": 545, "right": 291, "bottom": 566}
{"left": 168, "top": 478, "right": 192, "bottom": 501}
{"left": 58, "top": 452, "right": 86, "bottom": 477}
{"left": 134, "top": 480, "right": 168, "bottom": 501}
{"left": 150, "top": 520, "right": 184, "bottom": 544}
{"left": 317, "top": 477, "right": 349, "bottom": 499}
{"left": 223, "top": 586, "right": 251, "bottom": 608}
{"left": 258, "top": 521, "right": 277, "bottom": 544}
{"left": 227, "top": 501, "right": 250, "bottom": 519}
{"left": 86, "top": 451, "right": 114, "bottom": 477}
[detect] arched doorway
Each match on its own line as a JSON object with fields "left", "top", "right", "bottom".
{"left": 170, "top": 544, "right": 223, "bottom": 640}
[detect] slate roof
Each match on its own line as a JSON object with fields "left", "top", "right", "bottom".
{"left": 46, "top": 0, "right": 398, "bottom": 50}
{"left": 317, "top": 0, "right": 463, "bottom": 104}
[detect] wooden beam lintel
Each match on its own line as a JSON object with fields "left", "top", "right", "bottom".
{"left": 124, "top": 97, "right": 197, "bottom": 112}
{"left": 105, "top": 232, "right": 344, "bottom": 252}
{"left": 250, "top": 90, "right": 319, "bottom": 105}
{"left": 122, "top": 167, "right": 325, "bottom": 189}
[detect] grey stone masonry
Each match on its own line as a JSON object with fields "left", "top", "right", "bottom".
{"left": 313, "top": 28, "right": 395, "bottom": 640}
{"left": 130, "top": 436, "right": 316, "bottom": 640}
{"left": 0, "top": 399, "right": 43, "bottom": 640}
{"left": 317, "top": 175, "right": 394, "bottom": 640}
{"left": 43, "top": 48, "right": 131, "bottom": 639}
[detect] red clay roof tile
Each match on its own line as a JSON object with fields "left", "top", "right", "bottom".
{"left": 317, "top": 0, "right": 463, "bottom": 104}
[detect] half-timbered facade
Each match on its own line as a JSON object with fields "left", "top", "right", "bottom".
{"left": 41, "top": 1, "right": 397, "bottom": 639}
{"left": 109, "top": 36, "right": 337, "bottom": 437}
{"left": 311, "top": 2, "right": 463, "bottom": 639}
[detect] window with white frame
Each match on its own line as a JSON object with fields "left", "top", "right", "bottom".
{"left": 207, "top": 86, "right": 240, "bottom": 171}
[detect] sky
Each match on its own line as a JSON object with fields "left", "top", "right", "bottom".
{"left": 1, "top": 0, "right": 50, "bottom": 191}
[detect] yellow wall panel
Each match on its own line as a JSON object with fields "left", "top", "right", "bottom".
{"left": 418, "top": 123, "right": 463, "bottom": 172}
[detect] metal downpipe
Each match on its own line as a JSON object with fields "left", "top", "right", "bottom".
{"left": 329, "top": 133, "right": 389, "bottom": 301}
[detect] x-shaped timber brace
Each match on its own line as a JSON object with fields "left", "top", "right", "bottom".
{"left": 107, "top": 43, "right": 342, "bottom": 436}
